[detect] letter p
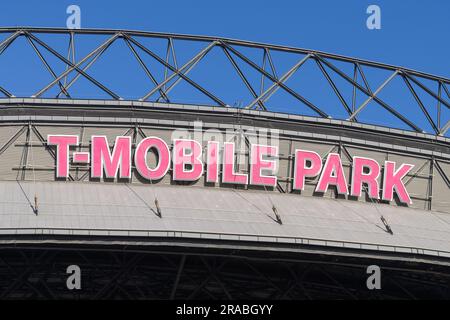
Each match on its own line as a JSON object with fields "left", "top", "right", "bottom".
{"left": 293, "top": 149, "right": 323, "bottom": 190}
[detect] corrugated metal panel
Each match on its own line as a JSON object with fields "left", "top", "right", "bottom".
{"left": 433, "top": 161, "right": 450, "bottom": 213}
{"left": 0, "top": 121, "right": 448, "bottom": 212}
{"left": 83, "top": 127, "right": 127, "bottom": 142}
{"left": 0, "top": 180, "right": 449, "bottom": 257}
{"left": 35, "top": 126, "right": 81, "bottom": 138}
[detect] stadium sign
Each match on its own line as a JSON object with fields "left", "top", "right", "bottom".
{"left": 47, "top": 135, "right": 415, "bottom": 204}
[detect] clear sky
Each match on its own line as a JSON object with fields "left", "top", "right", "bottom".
{"left": 0, "top": 1, "right": 448, "bottom": 133}
{"left": 1, "top": 0, "right": 448, "bottom": 76}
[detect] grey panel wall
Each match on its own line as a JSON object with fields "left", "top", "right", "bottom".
{"left": 0, "top": 102, "right": 448, "bottom": 214}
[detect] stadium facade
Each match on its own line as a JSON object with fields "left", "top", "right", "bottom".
{"left": 0, "top": 27, "right": 448, "bottom": 299}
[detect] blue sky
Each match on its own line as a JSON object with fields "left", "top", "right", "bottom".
{"left": 1, "top": 0, "right": 448, "bottom": 76}
{"left": 0, "top": 1, "right": 448, "bottom": 133}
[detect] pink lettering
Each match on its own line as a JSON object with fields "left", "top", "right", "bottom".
{"left": 135, "top": 137, "right": 170, "bottom": 180}
{"left": 91, "top": 136, "right": 131, "bottom": 179}
{"left": 293, "top": 149, "right": 322, "bottom": 190}
{"left": 222, "top": 142, "right": 248, "bottom": 185}
{"left": 351, "top": 156, "right": 381, "bottom": 199}
{"left": 172, "top": 139, "right": 203, "bottom": 181}
{"left": 316, "top": 153, "right": 348, "bottom": 195}
{"left": 47, "top": 135, "right": 78, "bottom": 178}
{"left": 250, "top": 144, "right": 278, "bottom": 187}
{"left": 382, "top": 161, "right": 414, "bottom": 204}
{"left": 206, "top": 141, "right": 219, "bottom": 183}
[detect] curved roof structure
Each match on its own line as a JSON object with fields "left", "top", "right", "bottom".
{"left": 1, "top": 180, "right": 449, "bottom": 265}
{"left": 0, "top": 28, "right": 448, "bottom": 299}
{"left": 0, "top": 99, "right": 446, "bottom": 267}
{"left": 0, "top": 27, "right": 448, "bottom": 136}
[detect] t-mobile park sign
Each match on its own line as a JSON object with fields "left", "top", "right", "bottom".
{"left": 47, "top": 135, "right": 414, "bottom": 204}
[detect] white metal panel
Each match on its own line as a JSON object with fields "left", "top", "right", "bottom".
{"left": 0, "top": 181, "right": 449, "bottom": 258}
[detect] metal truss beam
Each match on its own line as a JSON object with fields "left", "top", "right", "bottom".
{"left": 0, "top": 246, "right": 448, "bottom": 299}
{"left": 0, "top": 27, "right": 446, "bottom": 137}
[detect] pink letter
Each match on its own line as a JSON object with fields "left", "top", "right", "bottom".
{"left": 135, "top": 137, "right": 170, "bottom": 180}
{"left": 206, "top": 141, "right": 219, "bottom": 183}
{"left": 351, "top": 156, "right": 381, "bottom": 199}
{"left": 316, "top": 153, "right": 348, "bottom": 195}
{"left": 172, "top": 139, "right": 203, "bottom": 181}
{"left": 293, "top": 149, "right": 322, "bottom": 190}
{"left": 73, "top": 152, "right": 90, "bottom": 164}
{"left": 250, "top": 144, "right": 278, "bottom": 187}
{"left": 382, "top": 161, "right": 414, "bottom": 204}
{"left": 222, "top": 142, "right": 248, "bottom": 185}
{"left": 91, "top": 136, "right": 131, "bottom": 179}
{"left": 47, "top": 135, "right": 79, "bottom": 178}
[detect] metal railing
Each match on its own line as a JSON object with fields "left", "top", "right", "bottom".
{"left": 0, "top": 226, "right": 449, "bottom": 260}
